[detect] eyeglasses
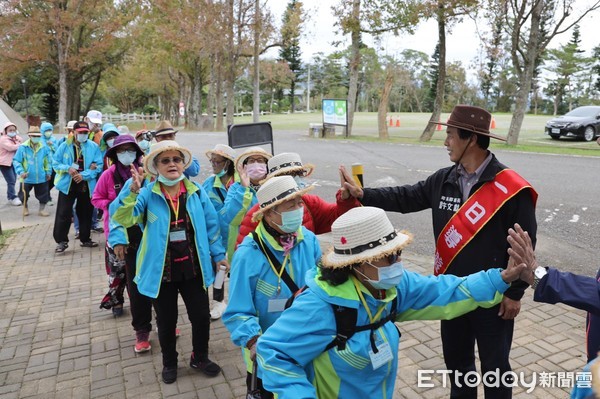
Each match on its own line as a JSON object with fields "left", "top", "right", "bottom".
{"left": 246, "top": 157, "right": 267, "bottom": 164}
{"left": 157, "top": 156, "right": 184, "bottom": 165}
{"left": 210, "top": 159, "right": 226, "bottom": 166}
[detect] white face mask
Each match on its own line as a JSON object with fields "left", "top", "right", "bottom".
{"left": 106, "top": 138, "right": 115, "bottom": 148}
{"left": 117, "top": 151, "right": 137, "bottom": 166}
{"left": 76, "top": 134, "right": 88, "bottom": 143}
{"left": 44, "top": 131, "right": 52, "bottom": 138}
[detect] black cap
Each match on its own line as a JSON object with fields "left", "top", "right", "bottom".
{"left": 73, "top": 121, "right": 90, "bottom": 132}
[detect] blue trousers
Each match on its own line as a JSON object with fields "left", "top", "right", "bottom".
{"left": 0, "top": 165, "right": 18, "bottom": 200}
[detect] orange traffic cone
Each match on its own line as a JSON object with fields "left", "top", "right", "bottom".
{"left": 436, "top": 120, "right": 443, "bottom": 131}
{"left": 490, "top": 117, "right": 497, "bottom": 129}
{"left": 395, "top": 118, "right": 400, "bottom": 127}
{"left": 389, "top": 117, "right": 393, "bottom": 127}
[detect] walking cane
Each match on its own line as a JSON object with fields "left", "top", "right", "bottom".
{"left": 21, "top": 180, "right": 27, "bottom": 221}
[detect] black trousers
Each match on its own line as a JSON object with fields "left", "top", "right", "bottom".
{"left": 211, "top": 260, "right": 224, "bottom": 302}
{"left": 18, "top": 182, "right": 49, "bottom": 205}
{"left": 124, "top": 247, "right": 153, "bottom": 334}
{"left": 53, "top": 186, "right": 93, "bottom": 243}
{"left": 441, "top": 305, "right": 514, "bottom": 399}
{"left": 153, "top": 275, "right": 210, "bottom": 367}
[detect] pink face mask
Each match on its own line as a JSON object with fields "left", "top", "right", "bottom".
{"left": 245, "top": 163, "right": 267, "bottom": 180}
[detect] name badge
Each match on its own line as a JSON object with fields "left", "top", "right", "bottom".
{"left": 71, "top": 163, "right": 80, "bottom": 171}
{"left": 368, "top": 337, "right": 393, "bottom": 370}
{"left": 267, "top": 298, "right": 288, "bottom": 313}
{"left": 169, "top": 228, "right": 186, "bottom": 242}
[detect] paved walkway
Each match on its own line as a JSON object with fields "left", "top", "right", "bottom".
{"left": 0, "top": 209, "right": 589, "bottom": 398}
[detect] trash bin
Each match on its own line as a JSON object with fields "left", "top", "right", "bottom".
{"left": 309, "top": 123, "right": 323, "bottom": 138}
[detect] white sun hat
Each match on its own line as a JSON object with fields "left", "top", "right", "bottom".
{"left": 252, "top": 175, "right": 314, "bottom": 222}
{"left": 206, "top": 144, "right": 237, "bottom": 162}
{"left": 144, "top": 140, "right": 192, "bottom": 176}
{"left": 321, "top": 207, "right": 413, "bottom": 269}
{"left": 234, "top": 146, "right": 272, "bottom": 171}
{"left": 264, "top": 152, "right": 315, "bottom": 180}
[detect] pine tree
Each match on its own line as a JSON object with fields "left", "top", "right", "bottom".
{"left": 279, "top": 0, "right": 303, "bottom": 113}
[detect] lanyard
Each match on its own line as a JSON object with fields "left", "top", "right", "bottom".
{"left": 163, "top": 185, "right": 182, "bottom": 226}
{"left": 351, "top": 276, "right": 386, "bottom": 324}
{"left": 74, "top": 144, "right": 81, "bottom": 162}
{"left": 258, "top": 237, "right": 290, "bottom": 295}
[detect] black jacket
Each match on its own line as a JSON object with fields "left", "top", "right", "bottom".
{"left": 361, "top": 153, "right": 537, "bottom": 300}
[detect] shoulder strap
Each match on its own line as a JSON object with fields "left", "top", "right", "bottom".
{"left": 324, "top": 292, "right": 399, "bottom": 353}
{"left": 216, "top": 187, "right": 225, "bottom": 202}
{"left": 112, "top": 168, "right": 125, "bottom": 195}
{"left": 251, "top": 231, "right": 299, "bottom": 293}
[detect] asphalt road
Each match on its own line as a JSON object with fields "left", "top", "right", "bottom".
{"left": 177, "top": 128, "right": 600, "bottom": 277}
{"left": 2, "top": 128, "right": 598, "bottom": 277}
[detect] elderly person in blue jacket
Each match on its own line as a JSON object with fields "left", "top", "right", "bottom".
{"left": 52, "top": 121, "right": 103, "bottom": 253}
{"left": 112, "top": 140, "right": 229, "bottom": 385}
{"left": 256, "top": 206, "right": 527, "bottom": 399}
{"left": 40, "top": 122, "right": 58, "bottom": 205}
{"left": 223, "top": 175, "right": 320, "bottom": 399}
{"left": 202, "top": 144, "right": 238, "bottom": 320}
{"left": 13, "top": 126, "right": 52, "bottom": 216}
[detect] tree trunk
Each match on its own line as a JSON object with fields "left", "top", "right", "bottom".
{"left": 420, "top": 3, "right": 446, "bottom": 142}
{"left": 377, "top": 66, "right": 394, "bottom": 140}
{"left": 252, "top": 0, "right": 260, "bottom": 122}
{"left": 84, "top": 71, "right": 101, "bottom": 115}
{"left": 188, "top": 60, "right": 202, "bottom": 129}
{"left": 207, "top": 55, "right": 215, "bottom": 131}
{"left": 345, "top": 0, "right": 361, "bottom": 138}
{"left": 506, "top": 0, "right": 543, "bottom": 145}
{"left": 215, "top": 60, "right": 224, "bottom": 131}
{"left": 58, "top": 61, "right": 68, "bottom": 132}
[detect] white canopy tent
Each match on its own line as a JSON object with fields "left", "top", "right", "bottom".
{"left": 0, "top": 98, "right": 27, "bottom": 134}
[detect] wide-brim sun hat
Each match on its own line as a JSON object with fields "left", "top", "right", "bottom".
{"left": 144, "top": 140, "right": 192, "bottom": 176}
{"left": 321, "top": 207, "right": 413, "bottom": 269}
{"left": 428, "top": 104, "right": 506, "bottom": 142}
{"left": 105, "top": 134, "right": 144, "bottom": 161}
{"left": 235, "top": 146, "right": 273, "bottom": 172}
{"left": 206, "top": 144, "right": 236, "bottom": 162}
{"left": 154, "top": 120, "right": 178, "bottom": 137}
{"left": 27, "top": 126, "right": 42, "bottom": 136}
{"left": 66, "top": 120, "right": 77, "bottom": 130}
{"left": 252, "top": 175, "right": 314, "bottom": 222}
{"left": 263, "top": 152, "right": 315, "bottom": 181}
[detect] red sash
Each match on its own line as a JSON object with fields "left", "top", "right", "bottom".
{"left": 434, "top": 169, "right": 537, "bottom": 275}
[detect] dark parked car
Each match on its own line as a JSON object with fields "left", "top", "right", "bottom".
{"left": 545, "top": 106, "right": 600, "bottom": 142}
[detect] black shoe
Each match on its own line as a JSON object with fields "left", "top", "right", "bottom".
{"left": 91, "top": 226, "right": 104, "bottom": 233}
{"left": 162, "top": 366, "right": 177, "bottom": 384}
{"left": 55, "top": 242, "right": 68, "bottom": 253}
{"left": 112, "top": 306, "right": 124, "bottom": 317}
{"left": 80, "top": 240, "right": 98, "bottom": 248}
{"left": 190, "top": 353, "right": 221, "bottom": 377}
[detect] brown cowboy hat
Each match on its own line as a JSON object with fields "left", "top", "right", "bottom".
{"left": 429, "top": 105, "right": 506, "bottom": 141}
{"left": 154, "top": 120, "right": 178, "bottom": 136}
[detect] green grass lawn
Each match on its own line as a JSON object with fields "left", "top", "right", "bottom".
{"left": 226, "top": 111, "right": 600, "bottom": 157}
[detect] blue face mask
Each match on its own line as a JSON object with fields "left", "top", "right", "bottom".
{"left": 274, "top": 206, "right": 304, "bottom": 233}
{"left": 138, "top": 139, "right": 151, "bottom": 152}
{"left": 216, "top": 161, "right": 229, "bottom": 178}
{"left": 293, "top": 175, "right": 307, "bottom": 189}
{"left": 356, "top": 261, "right": 405, "bottom": 290}
{"left": 76, "top": 134, "right": 88, "bottom": 143}
{"left": 158, "top": 173, "right": 185, "bottom": 187}
{"left": 117, "top": 151, "right": 137, "bottom": 166}
{"left": 30, "top": 137, "right": 41, "bottom": 144}
{"left": 44, "top": 131, "right": 52, "bottom": 138}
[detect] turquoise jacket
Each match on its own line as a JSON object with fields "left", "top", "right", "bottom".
{"left": 107, "top": 178, "right": 148, "bottom": 248}
{"left": 202, "top": 174, "right": 239, "bottom": 255}
{"left": 52, "top": 139, "right": 103, "bottom": 196}
{"left": 257, "top": 267, "right": 510, "bottom": 399}
{"left": 41, "top": 136, "right": 59, "bottom": 157}
{"left": 223, "top": 223, "right": 321, "bottom": 348}
{"left": 12, "top": 140, "right": 51, "bottom": 184}
{"left": 222, "top": 182, "right": 258, "bottom": 260}
{"left": 111, "top": 178, "right": 226, "bottom": 298}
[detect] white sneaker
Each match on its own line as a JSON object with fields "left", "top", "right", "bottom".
{"left": 10, "top": 198, "right": 22, "bottom": 206}
{"left": 210, "top": 301, "right": 227, "bottom": 320}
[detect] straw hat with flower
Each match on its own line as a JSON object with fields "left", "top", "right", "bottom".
{"left": 143, "top": 140, "right": 192, "bottom": 176}
{"left": 251, "top": 175, "right": 314, "bottom": 222}
{"left": 234, "top": 146, "right": 272, "bottom": 171}
{"left": 263, "top": 152, "right": 314, "bottom": 181}
{"left": 206, "top": 144, "right": 237, "bottom": 162}
{"left": 321, "top": 207, "right": 413, "bottom": 269}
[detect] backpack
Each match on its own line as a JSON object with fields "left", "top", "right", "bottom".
{"left": 285, "top": 285, "right": 399, "bottom": 353}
